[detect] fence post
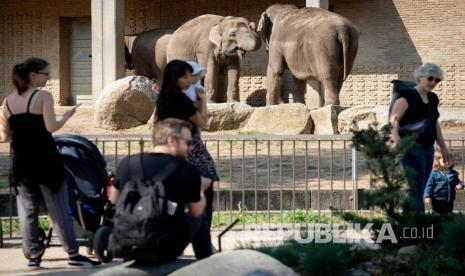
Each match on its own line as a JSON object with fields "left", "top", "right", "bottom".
{"left": 352, "top": 147, "right": 358, "bottom": 211}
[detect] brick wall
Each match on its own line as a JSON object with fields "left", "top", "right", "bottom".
{"left": 1, "top": 0, "right": 464, "bottom": 107}
{"left": 334, "top": 0, "right": 465, "bottom": 107}
{"left": 0, "top": 0, "right": 90, "bottom": 104}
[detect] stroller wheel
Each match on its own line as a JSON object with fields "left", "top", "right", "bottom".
{"left": 93, "top": 226, "right": 113, "bottom": 263}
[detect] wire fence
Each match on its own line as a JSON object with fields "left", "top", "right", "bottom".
{"left": 2, "top": 134, "right": 465, "bottom": 243}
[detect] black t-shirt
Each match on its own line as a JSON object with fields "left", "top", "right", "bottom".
{"left": 157, "top": 92, "right": 197, "bottom": 122}
{"left": 398, "top": 88, "right": 440, "bottom": 145}
{"left": 115, "top": 152, "right": 201, "bottom": 216}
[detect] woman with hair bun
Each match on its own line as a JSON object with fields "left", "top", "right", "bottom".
{"left": 0, "top": 57, "right": 100, "bottom": 269}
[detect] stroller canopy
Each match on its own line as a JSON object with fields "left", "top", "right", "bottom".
{"left": 55, "top": 134, "right": 107, "bottom": 199}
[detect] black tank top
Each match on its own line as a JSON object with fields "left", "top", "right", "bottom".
{"left": 6, "top": 90, "right": 65, "bottom": 190}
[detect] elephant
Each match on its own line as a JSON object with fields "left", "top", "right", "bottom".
{"left": 124, "top": 28, "right": 174, "bottom": 83}
{"left": 166, "top": 14, "right": 262, "bottom": 103}
{"left": 257, "top": 4, "right": 359, "bottom": 106}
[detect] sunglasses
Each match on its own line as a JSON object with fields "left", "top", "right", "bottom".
{"left": 427, "top": 76, "right": 441, "bottom": 83}
{"left": 176, "top": 137, "right": 192, "bottom": 147}
{"left": 36, "top": 71, "right": 50, "bottom": 76}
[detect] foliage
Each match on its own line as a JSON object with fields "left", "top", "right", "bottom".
{"left": 351, "top": 123, "right": 417, "bottom": 219}
{"left": 248, "top": 240, "right": 351, "bottom": 276}
{"left": 1, "top": 216, "right": 49, "bottom": 235}
{"left": 439, "top": 215, "right": 465, "bottom": 258}
{"left": 410, "top": 247, "right": 463, "bottom": 276}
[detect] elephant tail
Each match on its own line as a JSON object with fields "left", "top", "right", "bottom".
{"left": 339, "top": 25, "right": 358, "bottom": 81}
{"left": 125, "top": 44, "right": 133, "bottom": 70}
{"left": 124, "top": 35, "right": 136, "bottom": 70}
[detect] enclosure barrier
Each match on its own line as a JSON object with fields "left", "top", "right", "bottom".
{"left": 2, "top": 134, "right": 465, "bottom": 241}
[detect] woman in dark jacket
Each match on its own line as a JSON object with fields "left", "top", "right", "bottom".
{"left": 390, "top": 63, "right": 450, "bottom": 212}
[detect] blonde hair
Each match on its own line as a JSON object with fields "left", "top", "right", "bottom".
{"left": 432, "top": 150, "right": 454, "bottom": 170}
{"left": 432, "top": 151, "right": 442, "bottom": 170}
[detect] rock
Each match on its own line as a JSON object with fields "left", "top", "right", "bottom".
{"left": 338, "top": 105, "right": 388, "bottom": 134}
{"left": 91, "top": 258, "right": 195, "bottom": 276}
{"left": 438, "top": 108, "right": 465, "bottom": 134}
{"left": 204, "top": 103, "right": 254, "bottom": 132}
{"left": 94, "top": 76, "right": 157, "bottom": 130}
{"left": 350, "top": 268, "right": 371, "bottom": 276}
{"left": 170, "top": 249, "right": 297, "bottom": 276}
{"left": 243, "top": 103, "right": 313, "bottom": 134}
{"left": 396, "top": 245, "right": 418, "bottom": 263}
{"left": 310, "top": 105, "right": 346, "bottom": 134}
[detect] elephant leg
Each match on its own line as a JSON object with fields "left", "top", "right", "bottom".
{"left": 226, "top": 60, "right": 240, "bottom": 102}
{"left": 266, "top": 52, "right": 285, "bottom": 106}
{"left": 322, "top": 79, "right": 340, "bottom": 106}
{"left": 292, "top": 78, "right": 306, "bottom": 104}
{"left": 205, "top": 56, "right": 219, "bottom": 103}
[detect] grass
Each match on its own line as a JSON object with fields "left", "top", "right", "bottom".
{"left": 1, "top": 216, "right": 49, "bottom": 235}
{"left": 210, "top": 209, "right": 378, "bottom": 228}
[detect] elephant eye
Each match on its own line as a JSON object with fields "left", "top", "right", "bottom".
{"left": 229, "top": 32, "right": 236, "bottom": 38}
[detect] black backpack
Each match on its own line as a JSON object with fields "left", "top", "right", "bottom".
{"left": 110, "top": 154, "right": 182, "bottom": 260}
{"left": 388, "top": 79, "right": 417, "bottom": 118}
{"left": 389, "top": 80, "right": 432, "bottom": 137}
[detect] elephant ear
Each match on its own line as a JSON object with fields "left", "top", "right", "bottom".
{"left": 209, "top": 24, "right": 222, "bottom": 48}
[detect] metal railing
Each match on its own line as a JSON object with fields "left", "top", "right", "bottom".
{"left": 2, "top": 134, "right": 465, "bottom": 240}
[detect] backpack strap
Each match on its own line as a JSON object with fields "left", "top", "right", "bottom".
{"left": 128, "top": 154, "right": 183, "bottom": 182}
{"left": 152, "top": 158, "right": 183, "bottom": 182}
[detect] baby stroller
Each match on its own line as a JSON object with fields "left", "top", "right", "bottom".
{"left": 51, "top": 134, "right": 115, "bottom": 262}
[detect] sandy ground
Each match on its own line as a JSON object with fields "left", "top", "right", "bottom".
{"left": 0, "top": 229, "right": 292, "bottom": 276}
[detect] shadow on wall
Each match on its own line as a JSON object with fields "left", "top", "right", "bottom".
{"left": 333, "top": 0, "right": 422, "bottom": 75}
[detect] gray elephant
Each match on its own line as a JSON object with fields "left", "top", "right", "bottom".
{"left": 258, "top": 4, "right": 359, "bottom": 106}
{"left": 124, "top": 28, "right": 174, "bottom": 83}
{"left": 167, "top": 15, "right": 262, "bottom": 102}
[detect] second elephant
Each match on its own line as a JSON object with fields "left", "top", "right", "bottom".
{"left": 125, "top": 28, "right": 174, "bottom": 83}
{"left": 258, "top": 4, "right": 359, "bottom": 106}
{"left": 167, "top": 14, "right": 261, "bottom": 103}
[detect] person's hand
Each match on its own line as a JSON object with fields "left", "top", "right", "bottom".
{"left": 424, "top": 197, "right": 432, "bottom": 205}
{"left": 63, "top": 106, "right": 77, "bottom": 120}
{"left": 456, "top": 184, "right": 464, "bottom": 190}
{"left": 441, "top": 147, "right": 452, "bottom": 165}
{"left": 152, "top": 83, "right": 160, "bottom": 94}
{"left": 195, "top": 87, "right": 206, "bottom": 101}
{"left": 193, "top": 99, "right": 201, "bottom": 110}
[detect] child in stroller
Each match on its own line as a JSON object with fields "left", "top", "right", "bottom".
{"left": 39, "top": 134, "right": 115, "bottom": 263}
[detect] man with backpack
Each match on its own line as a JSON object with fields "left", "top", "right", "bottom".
{"left": 108, "top": 118, "right": 213, "bottom": 261}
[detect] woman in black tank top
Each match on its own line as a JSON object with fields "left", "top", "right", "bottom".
{"left": 0, "top": 58, "right": 99, "bottom": 269}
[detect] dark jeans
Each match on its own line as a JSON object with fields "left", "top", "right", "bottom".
{"left": 402, "top": 143, "right": 435, "bottom": 212}
{"left": 432, "top": 200, "right": 454, "bottom": 214}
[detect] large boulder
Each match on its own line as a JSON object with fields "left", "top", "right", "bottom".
{"left": 438, "top": 108, "right": 465, "bottom": 134}
{"left": 338, "top": 105, "right": 388, "bottom": 134}
{"left": 310, "top": 105, "right": 347, "bottom": 134}
{"left": 243, "top": 103, "right": 313, "bottom": 134}
{"left": 171, "top": 249, "right": 297, "bottom": 276}
{"left": 91, "top": 258, "right": 195, "bottom": 276}
{"left": 94, "top": 76, "right": 157, "bottom": 130}
{"left": 204, "top": 103, "right": 254, "bottom": 132}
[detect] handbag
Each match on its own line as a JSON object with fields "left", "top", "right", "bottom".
{"left": 398, "top": 89, "right": 431, "bottom": 138}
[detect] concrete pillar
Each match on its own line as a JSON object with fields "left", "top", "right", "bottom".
{"left": 91, "top": 0, "right": 125, "bottom": 101}
{"left": 305, "top": 0, "right": 329, "bottom": 109}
